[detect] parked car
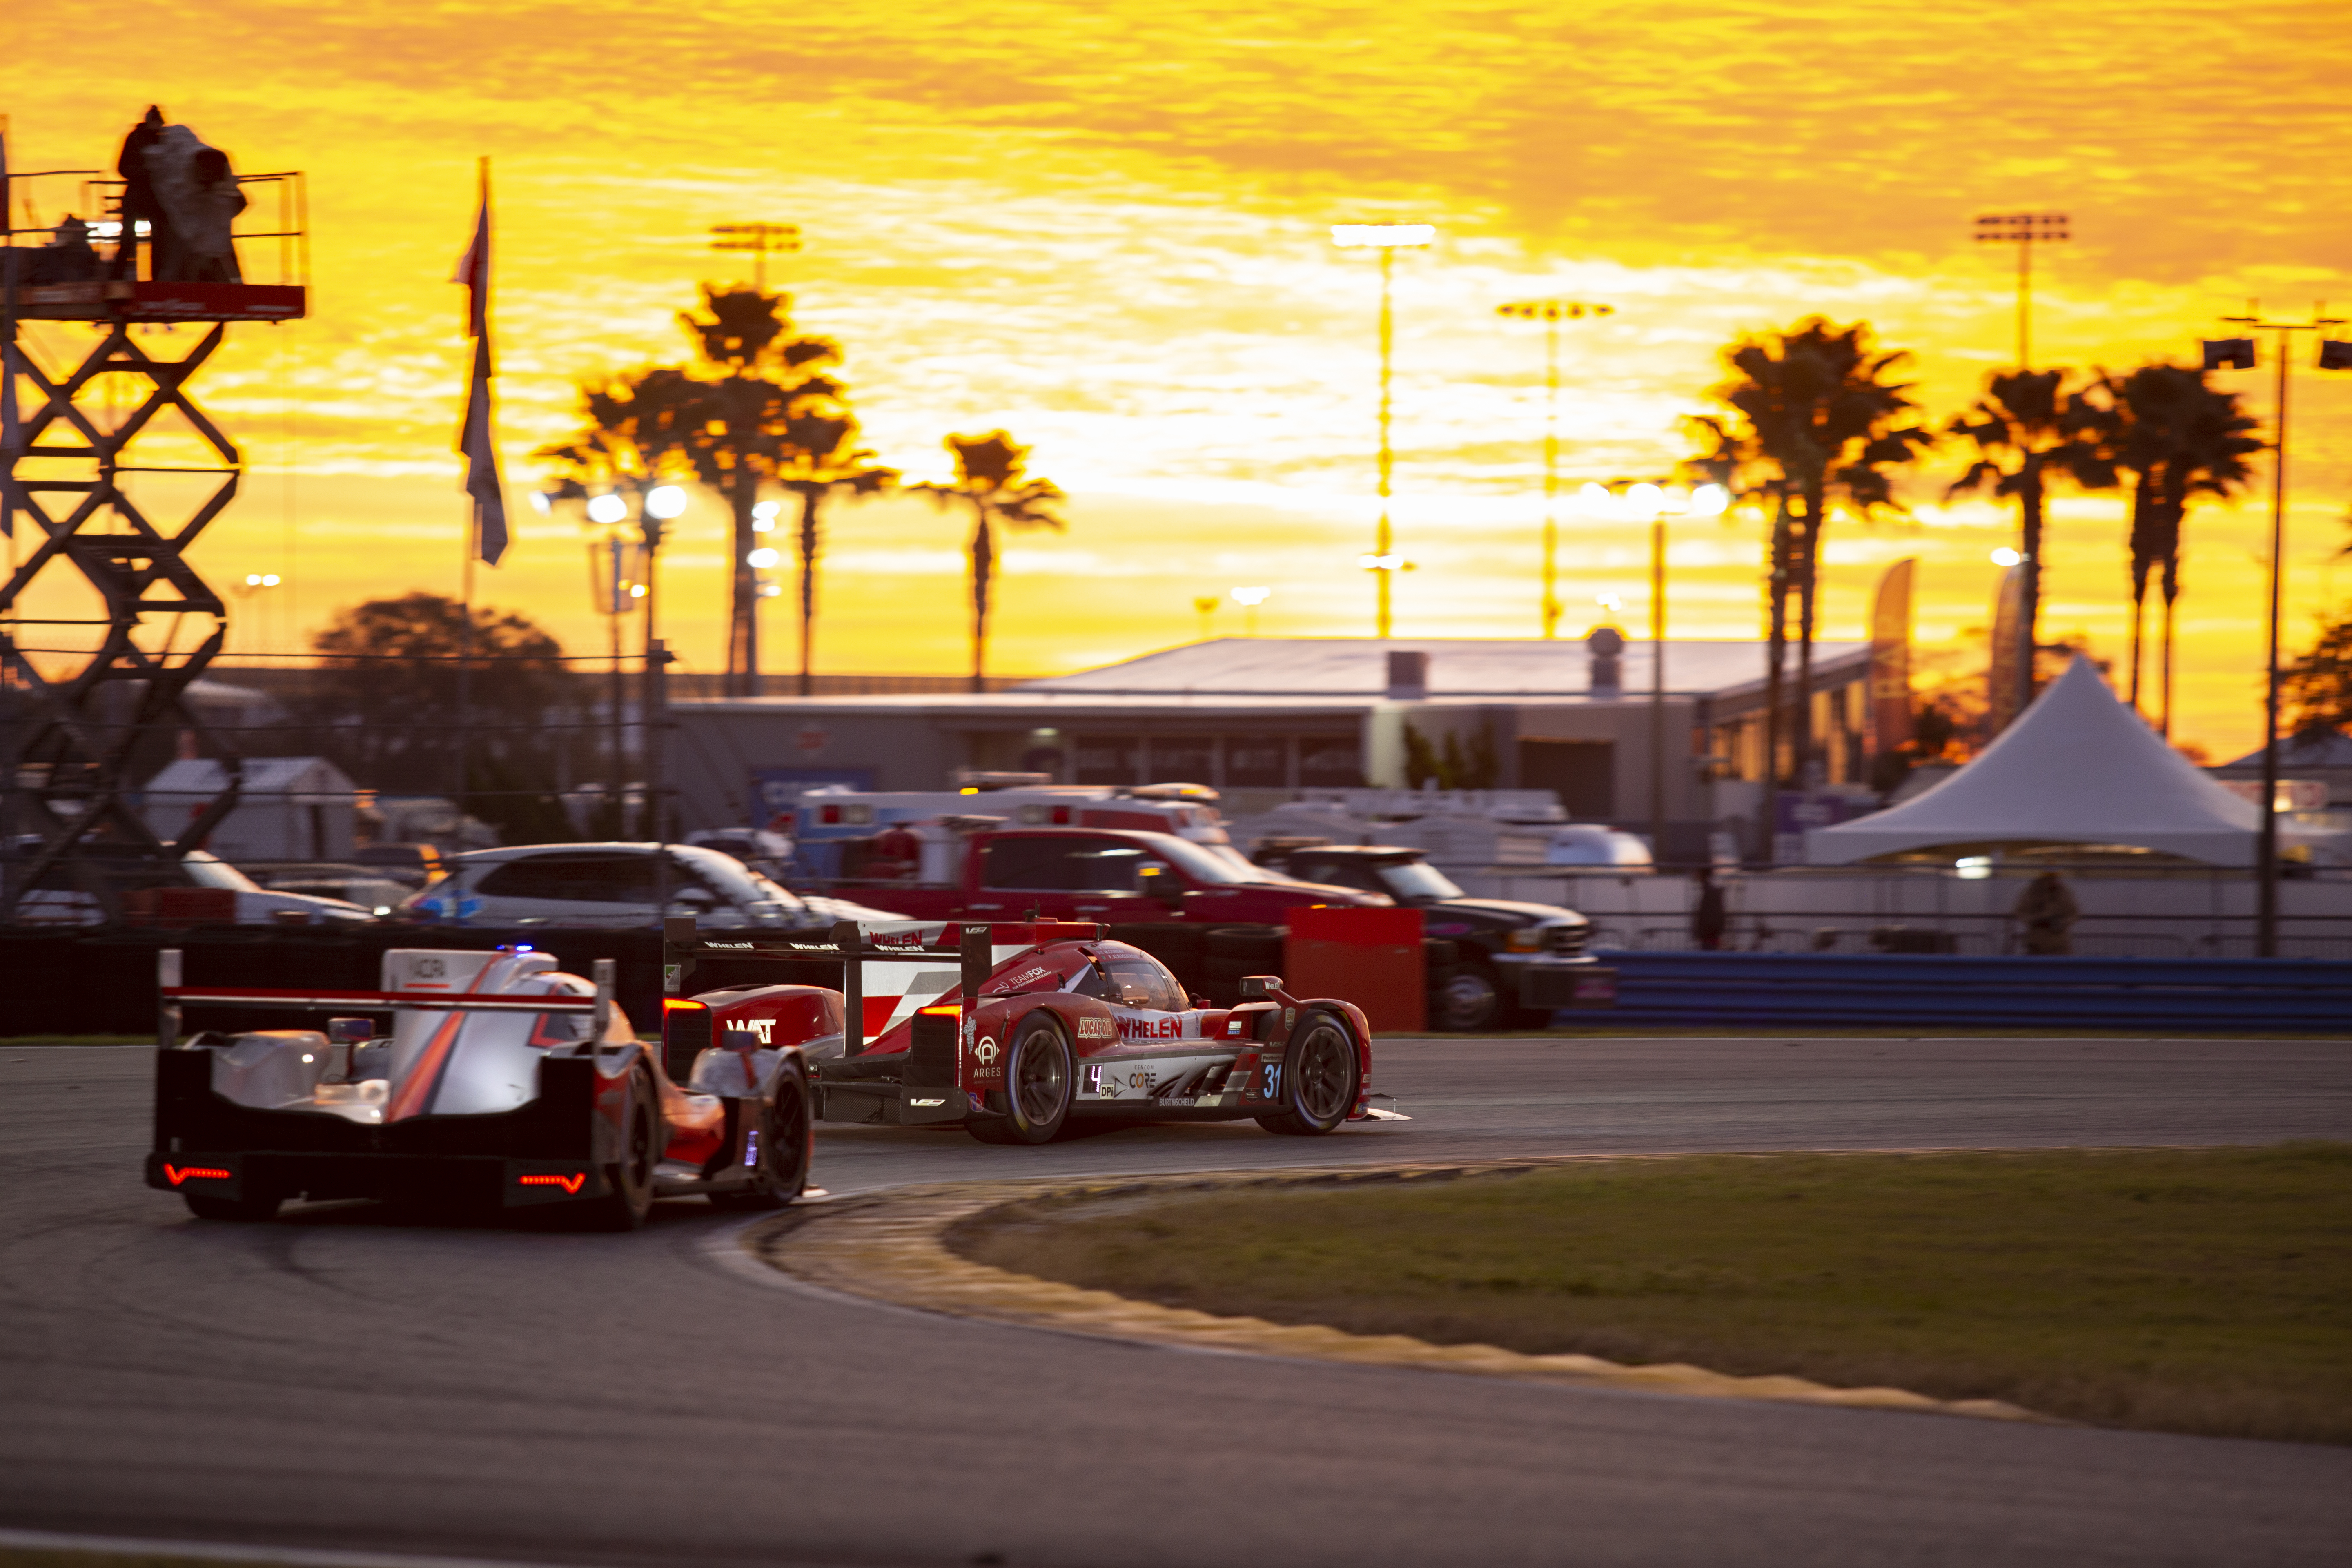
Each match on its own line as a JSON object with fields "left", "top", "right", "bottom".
{"left": 394, "top": 842, "right": 903, "bottom": 931}
{"left": 831, "top": 826, "right": 1388, "bottom": 926}
{"left": 351, "top": 842, "right": 443, "bottom": 890}
{"left": 684, "top": 826, "right": 794, "bottom": 882}
{"left": 7, "top": 840, "right": 375, "bottom": 926}
{"left": 1250, "top": 843, "right": 1594, "bottom": 1031}
{"left": 237, "top": 862, "right": 420, "bottom": 915}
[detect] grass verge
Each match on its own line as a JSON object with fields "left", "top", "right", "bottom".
{"left": 955, "top": 1143, "right": 2352, "bottom": 1444}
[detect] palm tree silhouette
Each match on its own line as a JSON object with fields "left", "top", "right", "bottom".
{"left": 775, "top": 410, "right": 895, "bottom": 697}
{"left": 1695, "top": 319, "right": 1932, "bottom": 808}
{"left": 1945, "top": 369, "right": 2116, "bottom": 722}
{"left": 913, "top": 432, "right": 1066, "bottom": 693}
{"left": 2099, "top": 365, "right": 2260, "bottom": 733}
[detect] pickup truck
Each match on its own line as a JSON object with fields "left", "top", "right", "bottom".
{"left": 831, "top": 827, "right": 1387, "bottom": 926}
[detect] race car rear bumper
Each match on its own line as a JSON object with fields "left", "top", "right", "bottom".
{"left": 149, "top": 1048, "right": 621, "bottom": 1206}
{"left": 146, "top": 1149, "right": 612, "bottom": 1207}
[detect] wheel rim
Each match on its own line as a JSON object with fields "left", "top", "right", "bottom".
{"left": 1441, "top": 972, "right": 1497, "bottom": 1029}
{"left": 766, "top": 1080, "right": 808, "bottom": 1191}
{"left": 1292, "top": 1023, "right": 1354, "bottom": 1122}
{"left": 1013, "top": 1029, "right": 1067, "bottom": 1124}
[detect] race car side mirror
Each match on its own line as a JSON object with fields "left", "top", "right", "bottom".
{"left": 1238, "top": 974, "right": 1283, "bottom": 998}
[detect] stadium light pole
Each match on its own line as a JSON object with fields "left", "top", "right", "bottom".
{"left": 2202, "top": 304, "right": 2351, "bottom": 957}
{"left": 1333, "top": 223, "right": 1435, "bottom": 637}
{"left": 1497, "top": 300, "right": 1614, "bottom": 637}
{"left": 1974, "top": 213, "right": 2069, "bottom": 368}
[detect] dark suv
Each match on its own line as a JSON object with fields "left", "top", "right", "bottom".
{"left": 1254, "top": 843, "right": 1592, "bottom": 1031}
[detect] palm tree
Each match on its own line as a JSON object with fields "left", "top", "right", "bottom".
{"left": 775, "top": 409, "right": 895, "bottom": 697}
{"left": 913, "top": 432, "right": 1066, "bottom": 693}
{"left": 2099, "top": 365, "right": 2261, "bottom": 733}
{"left": 672, "top": 286, "right": 842, "bottom": 696}
{"left": 1696, "top": 319, "right": 1933, "bottom": 809}
{"left": 1945, "top": 369, "right": 2116, "bottom": 724}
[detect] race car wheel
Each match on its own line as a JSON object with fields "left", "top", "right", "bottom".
{"left": 184, "top": 1192, "right": 282, "bottom": 1223}
{"left": 710, "top": 1063, "right": 811, "bottom": 1210}
{"left": 1256, "top": 1011, "right": 1361, "bottom": 1136}
{"left": 968, "top": 1014, "right": 1072, "bottom": 1145}
{"left": 581, "top": 1067, "right": 660, "bottom": 1230}
{"left": 1434, "top": 964, "right": 1505, "bottom": 1033}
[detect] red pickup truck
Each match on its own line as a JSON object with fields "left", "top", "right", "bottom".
{"left": 835, "top": 827, "right": 1387, "bottom": 925}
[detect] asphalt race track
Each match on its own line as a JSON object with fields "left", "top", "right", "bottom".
{"left": 4, "top": 1036, "right": 2350, "bottom": 1568}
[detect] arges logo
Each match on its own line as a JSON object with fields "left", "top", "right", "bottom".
{"left": 971, "top": 1036, "right": 1000, "bottom": 1067}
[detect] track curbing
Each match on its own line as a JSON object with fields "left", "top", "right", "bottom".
{"left": 742, "top": 1156, "right": 2057, "bottom": 1425}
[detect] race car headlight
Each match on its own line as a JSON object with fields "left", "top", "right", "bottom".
{"left": 1504, "top": 929, "right": 1544, "bottom": 952}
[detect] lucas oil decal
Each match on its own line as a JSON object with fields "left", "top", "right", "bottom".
{"left": 1075, "top": 1015, "right": 1116, "bottom": 1041}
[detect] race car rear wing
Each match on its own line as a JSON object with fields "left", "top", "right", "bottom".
{"left": 154, "top": 948, "right": 613, "bottom": 1050}
{"left": 662, "top": 916, "right": 1106, "bottom": 1054}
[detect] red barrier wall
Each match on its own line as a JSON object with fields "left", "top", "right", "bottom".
{"left": 1284, "top": 905, "right": 1425, "bottom": 1033}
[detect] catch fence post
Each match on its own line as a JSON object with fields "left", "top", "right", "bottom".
{"left": 832, "top": 919, "right": 864, "bottom": 1053}
{"left": 157, "top": 947, "right": 183, "bottom": 1049}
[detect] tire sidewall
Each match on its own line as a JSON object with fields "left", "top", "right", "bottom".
{"left": 1277, "top": 1010, "right": 1361, "bottom": 1133}
{"left": 1000, "top": 1012, "right": 1074, "bottom": 1144}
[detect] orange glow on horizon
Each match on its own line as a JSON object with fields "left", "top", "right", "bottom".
{"left": 6, "top": 2, "right": 2350, "bottom": 760}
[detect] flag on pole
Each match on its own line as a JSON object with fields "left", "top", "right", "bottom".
{"left": 452, "top": 160, "right": 508, "bottom": 565}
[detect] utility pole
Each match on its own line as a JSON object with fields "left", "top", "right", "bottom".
{"left": 2207, "top": 304, "right": 2350, "bottom": 958}
{"left": 1497, "top": 300, "right": 1613, "bottom": 637}
{"left": 709, "top": 223, "right": 800, "bottom": 292}
{"left": 1974, "top": 213, "right": 2068, "bottom": 368}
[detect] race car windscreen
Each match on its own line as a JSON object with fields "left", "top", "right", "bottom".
{"left": 1093, "top": 946, "right": 1189, "bottom": 1011}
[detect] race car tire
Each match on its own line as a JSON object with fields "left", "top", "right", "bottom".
{"left": 709, "top": 1063, "right": 812, "bottom": 1210}
{"left": 967, "top": 1013, "right": 1073, "bottom": 1145}
{"left": 1256, "top": 1010, "right": 1361, "bottom": 1136}
{"left": 1432, "top": 962, "right": 1506, "bottom": 1033}
{"left": 184, "top": 1192, "right": 282, "bottom": 1223}
{"left": 579, "top": 1067, "right": 660, "bottom": 1230}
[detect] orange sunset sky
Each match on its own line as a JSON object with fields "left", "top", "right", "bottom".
{"left": 6, "top": 1, "right": 2351, "bottom": 758}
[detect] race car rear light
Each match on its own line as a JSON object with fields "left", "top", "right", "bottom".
{"left": 917, "top": 1003, "right": 961, "bottom": 1018}
{"left": 518, "top": 1172, "right": 586, "bottom": 1194}
{"left": 161, "top": 1163, "right": 233, "bottom": 1186}
{"left": 663, "top": 999, "right": 713, "bottom": 1082}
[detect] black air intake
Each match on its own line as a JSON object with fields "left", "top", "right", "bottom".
{"left": 907, "top": 1009, "right": 960, "bottom": 1088}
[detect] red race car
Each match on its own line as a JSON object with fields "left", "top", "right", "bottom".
{"left": 664, "top": 919, "right": 1396, "bottom": 1145}
{"left": 148, "top": 945, "right": 818, "bottom": 1229}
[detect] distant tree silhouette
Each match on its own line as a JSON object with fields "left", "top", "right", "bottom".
{"left": 1945, "top": 370, "right": 2116, "bottom": 723}
{"left": 309, "top": 593, "right": 578, "bottom": 843}
{"left": 2097, "top": 365, "right": 2261, "bottom": 735}
{"left": 1690, "top": 319, "right": 1933, "bottom": 804}
{"left": 913, "top": 432, "right": 1066, "bottom": 693}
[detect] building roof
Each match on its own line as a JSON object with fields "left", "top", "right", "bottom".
{"left": 1016, "top": 637, "right": 1872, "bottom": 699}
{"left": 1807, "top": 658, "right": 2265, "bottom": 866}
{"left": 2220, "top": 729, "right": 2352, "bottom": 771}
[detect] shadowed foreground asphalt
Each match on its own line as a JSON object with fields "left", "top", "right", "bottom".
{"left": 2, "top": 1035, "right": 2348, "bottom": 1568}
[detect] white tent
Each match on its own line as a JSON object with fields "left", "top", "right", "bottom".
{"left": 1807, "top": 657, "right": 2268, "bottom": 866}
{"left": 143, "top": 755, "right": 358, "bottom": 862}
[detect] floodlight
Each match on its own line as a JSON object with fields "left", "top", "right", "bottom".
{"left": 747, "top": 547, "right": 780, "bottom": 569}
{"left": 1331, "top": 223, "right": 1435, "bottom": 249}
{"left": 263, "top": 574, "right": 279, "bottom": 587}
{"left": 628, "top": 583, "right": 647, "bottom": 599}
{"left": 1690, "top": 483, "right": 1730, "bottom": 517}
{"left": 1359, "top": 552, "right": 1406, "bottom": 570}
{"left": 1624, "top": 482, "right": 1664, "bottom": 519}
{"left": 1991, "top": 546, "right": 2022, "bottom": 567}
{"left": 528, "top": 491, "right": 553, "bottom": 516}
{"left": 751, "top": 500, "right": 781, "bottom": 522}
{"left": 1229, "top": 586, "right": 1271, "bottom": 606}
{"left": 646, "top": 485, "right": 689, "bottom": 519}
{"left": 586, "top": 493, "right": 628, "bottom": 525}
{"left": 1595, "top": 593, "right": 1622, "bottom": 612}
{"left": 758, "top": 581, "right": 783, "bottom": 597}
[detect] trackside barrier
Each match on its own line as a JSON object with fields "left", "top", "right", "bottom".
{"left": 1595, "top": 951, "right": 2352, "bottom": 1032}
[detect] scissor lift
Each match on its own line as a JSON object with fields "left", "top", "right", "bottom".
{"left": 0, "top": 147, "right": 307, "bottom": 920}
